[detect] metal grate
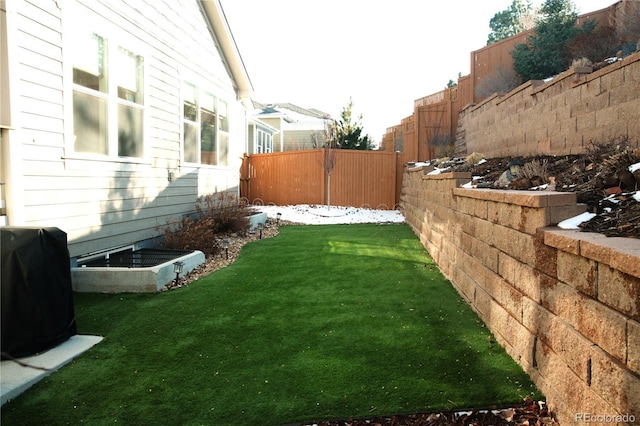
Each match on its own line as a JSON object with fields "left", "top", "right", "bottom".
{"left": 82, "top": 249, "right": 193, "bottom": 268}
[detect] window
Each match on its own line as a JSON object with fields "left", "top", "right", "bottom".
{"left": 255, "top": 128, "right": 273, "bottom": 153}
{"left": 182, "top": 82, "right": 229, "bottom": 166}
{"left": 72, "top": 31, "right": 145, "bottom": 158}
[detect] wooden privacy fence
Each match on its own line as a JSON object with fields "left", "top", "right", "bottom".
{"left": 240, "top": 149, "right": 402, "bottom": 210}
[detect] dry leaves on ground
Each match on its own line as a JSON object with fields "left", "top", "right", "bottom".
{"left": 302, "top": 398, "right": 558, "bottom": 426}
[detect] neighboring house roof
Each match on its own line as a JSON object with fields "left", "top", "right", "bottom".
{"left": 252, "top": 102, "right": 333, "bottom": 131}
{"left": 253, "top": 101, "right": 332, "bottom": 120}
{"left": 248, "top": 117, "right": 279, "bottom": 134}
{"left": 200, "top": 0, "right": 253, "bottom": 109}
{"left": 254, "top": 105, "right": 295, "bottom": 124}
{"left": 251, "top": 102, "right": 331, "bottom": 150}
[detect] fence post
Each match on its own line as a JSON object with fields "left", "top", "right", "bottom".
{"left": 239, "top": 153, "right": 249, "bottom": 201}
{"left": 323, "top": 148, "right": 327, "bottom": 206}
{"left": 395, "top": 152, "right": 402, "bottom": 208}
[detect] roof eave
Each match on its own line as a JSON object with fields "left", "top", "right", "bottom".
{"left": 199, "top": 0, "right": 254, "bottom": 109}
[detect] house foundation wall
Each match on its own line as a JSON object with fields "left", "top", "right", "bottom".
{"left": 400, "top": 167, "right": 640, "bottom": 425}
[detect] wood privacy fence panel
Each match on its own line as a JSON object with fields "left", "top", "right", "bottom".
{"left": 241, "top": 149, "right": 399, "bottom": 209}
{"left": 330, "top": 150, "right": 397, "bottom": 209}
{"left": 243, "top": 150, "right": 324, "bottom": 206}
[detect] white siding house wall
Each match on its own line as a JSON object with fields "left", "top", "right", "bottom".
{"left": 4, "top": 0, "right": 247, "bottom": 258}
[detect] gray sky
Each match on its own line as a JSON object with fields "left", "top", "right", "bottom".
{"left": 221, "top": 0, "right": 617, "bottom": 142}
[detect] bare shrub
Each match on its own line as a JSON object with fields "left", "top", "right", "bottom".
{"left": 571, "top": 57, "right": 593, "bottom": 68}
{"left": 430, "top": 133, "right": 455, "bottom": 158}
{"left": 474, "top": 65, "right": 521, "bottom": 99}
{"left": 157, "top": 192, "right": 250, "bottom": 256}
{"left": 585, "top": 137, "right": 630, "bottom": 163}
{"left": 196, "top": 192, "right": 250, "bottom": 235}
{"left": 394, "top": 130, "right": 404, "bottom": 152}
{"left": 465, "top": 152, "right": 486, "bottom": 165}
{"left": 522, "top": 159, "right": 549, "bottom": 184}
{"left": 566, "top": 25, "right": 618, "bottom": 63}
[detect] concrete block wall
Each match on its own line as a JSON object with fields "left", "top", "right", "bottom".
{"left": 401, "top": 167, "right": 640, "bottom": 425}
{"left": 459, "top": 51, "right": 640, "bottom": 158}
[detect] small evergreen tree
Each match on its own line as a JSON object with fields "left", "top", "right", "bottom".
{"left": 327, "top": 98, "right": 372, "bottom": 150}
{"left": 511, "top": 0, "right": 595, "bottom": 82}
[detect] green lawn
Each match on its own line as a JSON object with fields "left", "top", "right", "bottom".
{"left": 1, "top": 224, "right": 541, "bottom": 425}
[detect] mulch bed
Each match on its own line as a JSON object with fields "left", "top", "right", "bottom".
{"left": 296, "top": 398, "right": 557, "bottom": 426}
{"left": 450, "top": 144, "right": 640, "bottom": 238}
{"left": 160, "top": 218, "right": 288, "bottom": 291}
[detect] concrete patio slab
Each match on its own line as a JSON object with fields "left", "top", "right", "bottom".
{"left": 1, "top": 335, "right": 103, "bottom": 406}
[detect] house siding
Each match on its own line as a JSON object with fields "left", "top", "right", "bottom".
{"left": 6, "top": 0, "right": 247, "bottom": 258}
{"left": 281, "top": 129, "right": 318, "bottom": 151}
{"left": 254, "top": 117, "right": 326, "bottom": 152}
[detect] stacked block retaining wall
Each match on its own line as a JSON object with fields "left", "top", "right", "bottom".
{"left": 401, "top": 167, "right": 640, "bottom": 425}
{"left": 459, "top": 51, "right": 640, "bottom": 158}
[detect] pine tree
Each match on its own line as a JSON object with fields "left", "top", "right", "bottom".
{"left": 487, "top": 0, "right": 536, "bottom": 45}
{"left": 511, "top": 0, "right": 595, "bottom": 81}
{"left": 327, "top": 98, "right": 372, "bottom": 150}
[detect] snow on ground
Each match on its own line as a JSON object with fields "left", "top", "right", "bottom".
{"left": 254, "top": 160, "right": 640, "bottom": 228}
{"left": 254, "top": 204, "right": 405, "bottom": 225}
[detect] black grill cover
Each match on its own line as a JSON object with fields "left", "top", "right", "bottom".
{"left": 1, "top": 227, "right": 77, "bottom": 359}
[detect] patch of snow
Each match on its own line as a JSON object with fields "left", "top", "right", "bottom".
{"left": 427, "top": 167, "right": 450, "bottom": 175}
{"left": 477, "top": 158, "right": 487, "bottom": 165}
{"left": 605, "top": 194, "right": 621, "bottom": 204}
{"left": 256, "top": 204, "right": 405, "bottom": 225}
{"left": 557, "top": 211, "right": 596, "bottom": 230}
{"left": 531, "top": 183, "right": 549, "bottom": 190}
{"left": 629, "top": 161, "right": 640, "bottom": 173}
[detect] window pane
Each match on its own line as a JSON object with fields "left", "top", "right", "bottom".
{"left": 183, "top": 83, "right": 197, "bottom": 121}
{"left": 118, "top": 104, "right": 143, "bottom": 157}
{"left": 201, "top": 107, "right": 216, "bottom": 165}
{"left": 73, "top": 90, "right": 108, "bottom": 154}
{"left": 184, "top": 122, "right": 198, "bottom": 163}
{"left": 73, "top": 33, "right": 107, "bottom": 92}
{"left": 218, "top": 132, "right": 228, "bottom": 166}
{"left": 218, "top": 100, "right": 228, "bottom": 132}
{"left": 201, "top": 92, "right": 215, "bottom": 112}
{"left": 117, "top": 47, "right": 144, "bottom": 104}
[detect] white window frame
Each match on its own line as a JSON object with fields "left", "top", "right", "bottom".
{"left": 255, "top": 128, "right": 273, "bottom": 154}
{"left": 63, "top": 12, "right": 149, "bottom": 166}
{"left": 181, "top": 79, "right": 230, "bottom": 167}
